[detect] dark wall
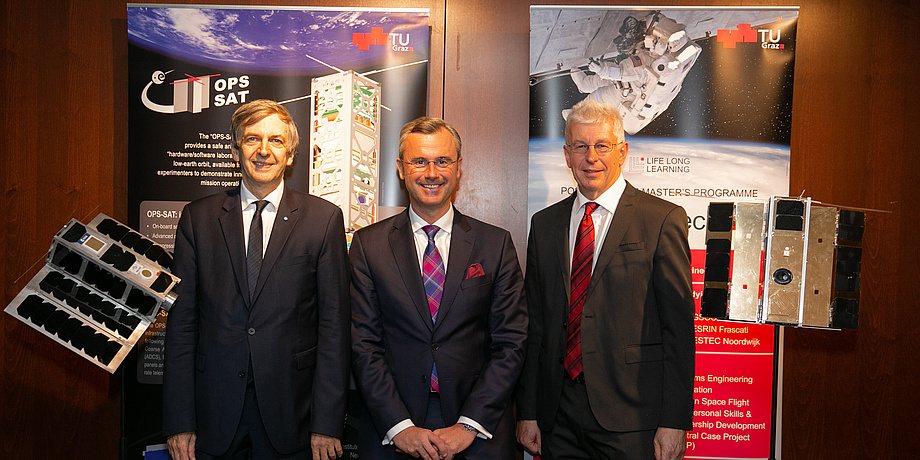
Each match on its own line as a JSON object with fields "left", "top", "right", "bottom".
{"left": 2, "top": 0, "right": 917, "bottom": 458}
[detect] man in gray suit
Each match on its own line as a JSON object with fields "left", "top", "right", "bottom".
{"left": 516, "top": 100, "right": 694, "bottom": 460}
{"left": 163, "top": 100, "right": 350, "bottom": 460}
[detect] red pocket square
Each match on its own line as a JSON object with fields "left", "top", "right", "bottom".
{"left": 465, "top": 263, "right": 485, "bottom": 279}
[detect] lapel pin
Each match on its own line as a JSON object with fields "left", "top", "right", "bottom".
{"left": 283, "top": 216, "right": 289, "bottom": 221}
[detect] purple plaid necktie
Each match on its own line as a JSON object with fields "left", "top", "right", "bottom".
{"left": 423, "top": 225, "right": 445, "bottom": 392}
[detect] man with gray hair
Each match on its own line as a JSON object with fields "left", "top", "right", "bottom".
{"left": 516, "top": 100, "right": 694, "bottom": 459}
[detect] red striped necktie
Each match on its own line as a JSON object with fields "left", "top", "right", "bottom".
{"left": 565, "top": 201, "right": 598, "bottom": 379}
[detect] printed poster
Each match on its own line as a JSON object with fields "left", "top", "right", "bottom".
{"left": 125, "top": 5, "right": 430, "bottom": 459}
{"left": 529, "top": 6, "right": 798, "bottom": 459}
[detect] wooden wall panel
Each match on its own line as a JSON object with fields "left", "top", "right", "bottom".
{"left": 2, "top": 0, "right": 918, "bottom": 458}
{"left": 441, "top": 0, "right": 531, "bottom": 251}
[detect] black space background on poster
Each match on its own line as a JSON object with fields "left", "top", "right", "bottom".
{"left": 127, "top": 42, "right": 429, "bottom": 229}
{"left": 530, "top": 19, "right": 796, "bottom": 145}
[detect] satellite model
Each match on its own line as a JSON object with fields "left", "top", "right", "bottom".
{"left": 700, "top": 197, "right": 864, "bottom": 330}
{"left": 310, "top": 70, "right": 380, "bottom": 236}
{"left": 5, "top": 214, "right": 179, "bottom": 372}
{"left": 298, "top": 54, "right": 427, "bottom": 239}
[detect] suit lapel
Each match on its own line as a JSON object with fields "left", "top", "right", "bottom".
{"left": 553, "top": 195, "right": 577, "bottom": 295}
{"left": 388, "top": 211, "right": 433, "bottom": 331}
{"left": 251, "top": 187, "right": 298, "bottom": 305}
{"left": 436, "top": 211, "right": 473, "bottom": 330}
{"left": 589, "top": 182, "right": 638, "bottom": 294}
{"left": 218, "top": 190, "right": 250, "bottom": 309}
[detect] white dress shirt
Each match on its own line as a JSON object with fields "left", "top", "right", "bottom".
{"left": 568, "top": 174, "right": 627, "bottom": 274}
{"left": 409, "top": 205, "right": 454, "bottom": 273}
{"left": 241, "top": 180, "right": 284, "bottom": 256}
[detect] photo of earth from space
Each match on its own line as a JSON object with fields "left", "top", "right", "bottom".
{"left": 528, "top": 137, "right": 790, "bottom": 247}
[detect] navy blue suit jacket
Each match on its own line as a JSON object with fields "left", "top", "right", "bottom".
{"left": 350, "top": 209, "right": 527, "bottom": 458}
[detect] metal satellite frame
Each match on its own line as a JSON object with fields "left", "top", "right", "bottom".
{"left": 700, "top": 196, "right": 865, "bottom": 330}
{"left": 5, "top": 214, "right": 180, "bottom": 372}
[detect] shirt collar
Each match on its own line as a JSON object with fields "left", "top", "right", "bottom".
{"left": 241, "top": 179, "right": 284, "bottom": 211}
{"left": 575, "top": 174, "right": 626, "bottom": 213}
{"left": 409, "top": 204, "right": 454, "bottom": 235}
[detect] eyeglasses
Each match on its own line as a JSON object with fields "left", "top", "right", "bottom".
{"left": 566, "top": 142, "right": 623, "bottom": 155}
{"left": 400, "top": 158, "right": 459, "bottom": 170}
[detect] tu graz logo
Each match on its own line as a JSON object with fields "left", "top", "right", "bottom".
{"left": 716, "top": 24, "right": 784, "bottom": 50}
{"left": 352, "top": 27, "right": 414, "bottom": 52}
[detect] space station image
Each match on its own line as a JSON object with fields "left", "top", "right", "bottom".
{"left": 530, "top": 9, "right": 799, "bottom": 135}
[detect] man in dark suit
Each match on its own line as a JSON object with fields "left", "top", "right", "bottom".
{"left": 163, "top": 100, "right": 350, "bottom": 460}
{"left": 350, "top": 117, "right": 527, "bottom": 460}
{"left": 516, "top": 100, "right": 694, "bottom": 460}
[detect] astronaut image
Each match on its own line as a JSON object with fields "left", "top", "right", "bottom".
{"left": 567, "top": 13, "right": 702, "bottom": 134}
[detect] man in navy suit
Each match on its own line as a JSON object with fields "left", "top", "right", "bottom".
{"left": 350, "top": 117, "right": 527, "bottom": 460}
{"left": 516, "top": 100, "right": 694, "bottom": 460}
{"left": 163, "top": 100, "right": 350, "bottom": 460}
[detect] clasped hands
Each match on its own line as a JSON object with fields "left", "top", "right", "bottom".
{"left": 393, "top": 424, "right": 476, "bottom": 460}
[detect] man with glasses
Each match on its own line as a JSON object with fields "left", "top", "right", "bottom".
{"left": 350, "top": 117, "right": 527, "bottom": 460}
{"left": 516, "top": 100, "right": 694, "bottom": 460}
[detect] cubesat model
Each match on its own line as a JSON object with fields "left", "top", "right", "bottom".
{"left": 700, "top": 197, "right": 864, "bottom": 329}
{"left": 309, "top": 70, "right": 380, "bottom": 237}
{"left": 5, "top": 214, "right": 179, "bottom": 372}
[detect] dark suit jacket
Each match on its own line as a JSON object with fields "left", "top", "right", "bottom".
{"left": 162, "top": 186, "right": 350, "bottom": 455}
{"left": 517, "top": 182, "right": 694, "bottom": 432}
{"left": 350, "top": 209, "right": 527, "bottom": 458}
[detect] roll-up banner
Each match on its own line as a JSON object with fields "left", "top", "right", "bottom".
{"left": 529, "top": 6, "right": 798, "bottom": 459}
{"left": 125, "top": 5, "right": 430, "bottom": 458}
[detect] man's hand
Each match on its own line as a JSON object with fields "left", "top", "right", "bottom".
{"left": 515, "top": 420, "right": 541, "bottom": 455}
{"left": 311, "top": 433, "right": 343, "bottom": 460}
{"left": 393, "top": 426, "right": 448, "bottom": 460}
{"left": 653, "top": 427, "right": 686, "bottom": 460}
{"left": 167, "top": 431, "right": 197, "bottom": 460}
{"left": 431, "top": 424, "right": 476, "bottom": 458}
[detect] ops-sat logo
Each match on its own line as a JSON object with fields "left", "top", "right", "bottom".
{"left": 716, "top": 23, "right": 785, "bottom": 50}
{"left": 352, "top": 27, "right": 414, "bottom": 52}
{"left": 141, "top": 70, "right": 251, "bottom": 114}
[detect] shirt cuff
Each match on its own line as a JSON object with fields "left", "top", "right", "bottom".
{"left": 458, "top": 416, "right": 492, "bottom": 440}
{"left": 383, "top": 419, "right": 415, "bottom": 445}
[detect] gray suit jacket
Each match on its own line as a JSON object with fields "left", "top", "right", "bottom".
{"left": 517, "top": 182, "right": 694, "bottom": 432}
